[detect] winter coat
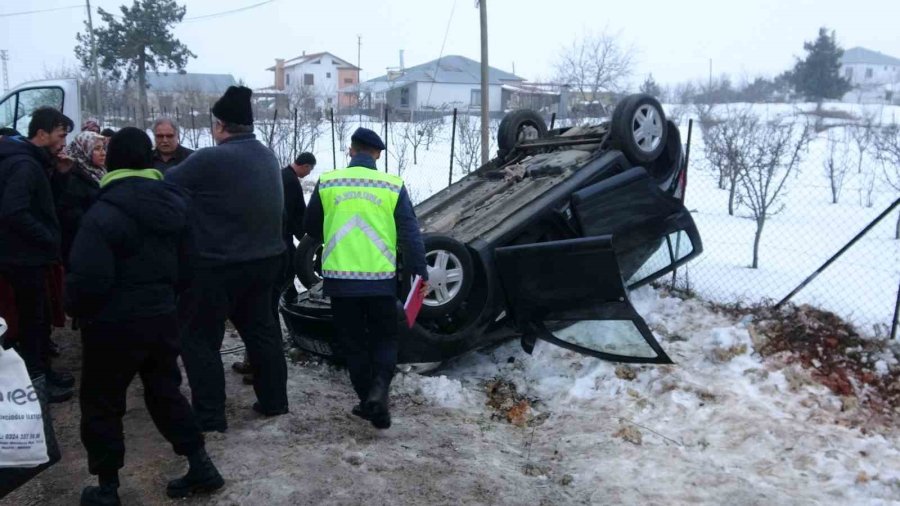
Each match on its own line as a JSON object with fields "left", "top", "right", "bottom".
{"left": 51, "top": 164, "right": 101, "bottom": 266}
{"left": 153, "top": 145, "right": 194, "bottom": 174}
{"left": 0, "top": 136, "right": 60, "bottom": 266}
{"left": 65, "top": 169, "right": 195, "bottom": 322}
{"left": 165, "top": 133, "right": 285, "bottom": 267}
{"left": 304, "top": 153, "right": 427, "bottom": 298}
{"left": 282, "top": 165, "right": 306, "bottom": 253}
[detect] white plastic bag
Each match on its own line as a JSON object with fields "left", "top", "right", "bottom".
{"left": 0, "top": 317, "right": 49, "bottom": 468}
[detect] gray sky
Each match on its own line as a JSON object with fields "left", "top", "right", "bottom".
{"left": 2, "top": 0, "right": 899, "bottom": 91}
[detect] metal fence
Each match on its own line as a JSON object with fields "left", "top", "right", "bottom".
{"left": 96, "top": 102, "right": 900, "bottom": 338}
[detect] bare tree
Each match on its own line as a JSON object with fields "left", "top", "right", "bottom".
{"left": 737, "top": 117, "right": 811, "bottom": 268}
{"left": 388, "top": 125, "right": 410, "bottom": 178}
{"left": 454, "top": 112, "right": 482, "bottom": 176}
{"left": 421, "top": 116, "right": 444, "bottom": 151}
{"left": 702, "top": 107, "right": 757, "bottom": 214}
{"left": 873, "top": 124, "right": 900, "bottom": 239}
{"left": 851, "top": 113, "right": 876, "bottom": 174}
{"left": 555, "top": 30, "right": 634, "bottom": 122}
{"left": 333, "top": 113, "right": 351, "bottom": 152}
{"left": 823, "top": 130, "right": 852, "bottom": 204}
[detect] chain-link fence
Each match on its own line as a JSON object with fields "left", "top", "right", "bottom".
{"left": 99, "top": 101, "right": 900, "bottom": 337}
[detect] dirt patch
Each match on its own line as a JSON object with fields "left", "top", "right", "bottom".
{"left": 484, "top": 379, "right": 536, "bottom": 427}
{"left": 741, "top": 304, "right": 900, "bottom": 425}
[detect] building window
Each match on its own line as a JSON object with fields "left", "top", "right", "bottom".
{"left": 326, "top": 72, "right": 332, "bottom": 78}
{"left": 866, "top": 68, "right": 873, "bottom": 79}
{"left": 470, "top": 89, "right": 481, "bottom": 107}
{"left": 304, "top": 73, "right": 314, "bottom": 86}
{"left": 344, "top": 78, "right": 354, "bottom": 84}
{"left": 400, "top": 88, "right": 410, "bottom": 107}
{"left": 286, "top": 73, "right": 291, "bottom": 86}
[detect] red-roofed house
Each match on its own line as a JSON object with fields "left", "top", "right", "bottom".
{"left": 267, "top": 52, "right": 360, "bottom": 109}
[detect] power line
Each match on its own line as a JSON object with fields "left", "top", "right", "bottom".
{"left": 0, "top": 5, "right": 82, "bottom": 18}
{"left": 183, "top": 0, "right": 276, "bottom": 23}
{"left": 425, "top": 0, "right": 458, "bottom": 108}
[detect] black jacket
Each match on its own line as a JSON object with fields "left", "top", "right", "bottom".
{"left": 51, "top": 164, "right": 100, "bottom": 266}
{"left": 304, "top": 153, "right": 427, "bottom": 297}
{"left": 282, "top": 165, "right": 306, "bottom": 251}
{"left": 0, "top": 136, "right": 60, "bottom": 266}
{"left": 165, "top": 134, "right": 285, "bottom": 267}
{"left": 153, "top": 145, "right": 194, "bottom": 174}
{"left": 65, "top": 173, "right": 194, "bottom": 322}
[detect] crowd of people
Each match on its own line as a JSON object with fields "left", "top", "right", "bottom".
{"left": 0, "top": 85, "right": 427, "bottom": 505}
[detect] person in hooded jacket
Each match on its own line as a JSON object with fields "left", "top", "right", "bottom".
{"left": 66, "top": 127, "right": 224, "bottom": 505}
{"left": 52, "top": 130, "right": 106, "bottom": 267}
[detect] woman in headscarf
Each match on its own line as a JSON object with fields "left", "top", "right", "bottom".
{"left": 52, "top": 130, "right": 107, "bottom": 266}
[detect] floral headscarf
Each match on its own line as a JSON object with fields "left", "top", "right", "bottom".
{"left": 66, "top": 131, "right": 106, "bottom": 183}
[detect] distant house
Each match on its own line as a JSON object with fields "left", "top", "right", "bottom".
{"left": 146, "top": 72, "right": 237, "bottom": 112}
{"left": 349, "top": 55, "right": 538, "bottom": 115}
{"left": 840, "top": 47, "right": 900, "bottom": 103}
{"left": 266, "top": 52, "right": 360, "bottom": 110}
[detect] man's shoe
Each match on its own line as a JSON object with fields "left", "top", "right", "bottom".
{"left": 166, "top": 449, "right": 225, "bottom": 498}
{"left": 242, "top": 374, "right": 254, "bottom": 385}
{"left": 80, "top": 484, "right": 121, "bottom": 506}
{"left": 351, "top": 402, "right": 372, "bottom": 421}
{"left": 252, "top": 402, "right": 288, "bottom": 417}
{"left": 231, "top": 360, "right": 251, "bottom": 375}
{"left": 46, "top": 369, "right": 75, "bottom": 389}
{"left": 364, "top": 379, "right": 391, "bottom": 430}
{"left": 198, "top": 420, "right": 227, "bottom": 433}
{"left": 47, "top": 383, "right": 73, "bottom": 404}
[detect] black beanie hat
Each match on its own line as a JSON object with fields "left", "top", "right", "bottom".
{"left": 106, "top": 126, "right": 153, "bottom": 171}
{"left": 212, "top": 86, "right": 254, "bottom": 126}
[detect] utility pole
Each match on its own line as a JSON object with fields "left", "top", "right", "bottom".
{"left": 357, "top": 34, "right": 362, "bottom": 124}
{"left": 86, "top": 0, "right": 103, "bottom": 118}
{"left": 478, "top": 0, "right": 489, "bottom": 165}
{"left": 0, "top": 50, "right": 9, "bottom": 92}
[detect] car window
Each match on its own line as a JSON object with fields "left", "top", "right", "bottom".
{"left": 625, "top": 229, "right": 696, "bottom": 286}
{"left": 549, "top": 319, "right": 659, "bottom": 358}
{"left": 13, "top": 87, "right": 64, "bottom": 134}
{"left": 0, "top": 94, "right": 14, "bottom": 130}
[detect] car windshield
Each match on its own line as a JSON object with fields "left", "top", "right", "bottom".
{"left": 549, "top": 319, "right": 659, "bottom": 358}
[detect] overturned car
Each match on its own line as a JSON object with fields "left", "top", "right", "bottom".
{"left": 281, "top": 94, "right": 702, "bottom": 366}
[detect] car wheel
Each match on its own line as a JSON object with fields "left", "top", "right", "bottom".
{"left": 497, "top": 109, "right": 548, "bottom": 154}
{"left": 295, "top": 235, "right": 323, "bottom": 289}
{"left": 419, "top": 235, "right": 474, "bottom": 319}
{"left": 611, "top": 94, "right": 668, "bottom": 164}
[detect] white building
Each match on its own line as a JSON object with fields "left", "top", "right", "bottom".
{"left": 267, "top": 52, "right": 360, "bottom": 110}
{"left": 840, "top": 47, "right": 900, "bottom": 103}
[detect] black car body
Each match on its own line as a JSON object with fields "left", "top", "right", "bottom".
{"left": 282, "top": 94, "right": 702, "bottom": 365}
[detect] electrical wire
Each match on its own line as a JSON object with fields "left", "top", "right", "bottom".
{"left": 0, "top": 5, "right": 82, "bottom": 18}
{"left": 424, "top": 0, "right": 458, "bottom": 108}
{"left": 183, "top": 0, "right": 277, "bottom": 23}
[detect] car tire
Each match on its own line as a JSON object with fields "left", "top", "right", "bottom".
{"left": 497, "top": 109, "right": 548, "bottom": 154}
{"left": 611, "top": 94, "right": 668, "bottom": 164}
{"left": 418, "top": 235, "right": 474, "bottom": 319}
{"left": 295, "top": 235, "right": 323, "bottom": 289}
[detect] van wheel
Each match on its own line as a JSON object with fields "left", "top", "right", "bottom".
{"left": 418, "top": 235, "right": 474, "bottom": 319}
{"left": 611, "top": 94, "right": 668, "bottom": 164}
{"left": 295, "top": 235, "right": 323, "bottom": 289}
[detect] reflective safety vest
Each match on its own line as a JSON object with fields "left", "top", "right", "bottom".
{"left": 319, "top": 166, "right": 403, "bottom": 280}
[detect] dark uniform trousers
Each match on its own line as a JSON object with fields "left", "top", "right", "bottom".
{"left": 179, "top": 255, "right": 288, "bottom": 428}
{"left": 0, "top": 266, "right": 50, "bottom": 378}
{"left": 330, "top": 296, "right": 399, "bottom": 402}
{"left": 80, "top": 312, "right": 203, "bottom": 476}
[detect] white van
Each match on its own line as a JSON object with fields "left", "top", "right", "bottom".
{"left": 0, "top": 79, "right": 82, "bottom": 136}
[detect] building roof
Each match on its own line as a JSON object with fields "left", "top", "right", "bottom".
{"left": 368, "top": 55, "right": 524, "bottom": 85}
{"left": 841, "top": 47, "right": 900, "bottom": 66}
{"left": 146, "top": 72, "right": 237, "bottom": 94}
{"left": 266, "top": 52, "right": 360, "bottom": 71}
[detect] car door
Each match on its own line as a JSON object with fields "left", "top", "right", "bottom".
{"left": 494, "top": 166, "right": 702, "bottom": 363}
{"left": 0, "top": 79, "right": 80, "bottom": 136}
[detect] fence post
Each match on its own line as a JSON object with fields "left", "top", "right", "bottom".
{"left": 208, "top": 110, "right": 214, "bottom": 148}
{"left": 550, "top": 112, "right": 556, "bottom": 130}
{"left": 290, "top": 108, "right": 297, "bottom": 161}
{"left": 190, "top": 107, "right": 196, "bottom": 149}
{"left": 892, "top": 278, "right": 900, "bottom": 340}
{"left": 449, "top": 108, "right": 458, "bottom": 187}
{"left": 268, "top": 108, "right": 278, "bottom": 150}
{"left": 331, "top": 108, "right": 337, "bottom": 170}
{"left": 383, "top": 107, "right": 389, "bottom": 173}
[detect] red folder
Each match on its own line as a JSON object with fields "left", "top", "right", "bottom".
{"left": 404, "top": 275, "right": 426, "bottom": 328}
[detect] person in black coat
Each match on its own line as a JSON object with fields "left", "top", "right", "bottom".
{"left": 66, "top": 127, "right": 224, "bottom": 505}
{"left": 52, "top": 130, "right": 106, "bottom": 267}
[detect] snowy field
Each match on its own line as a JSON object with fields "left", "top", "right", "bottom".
{"left": 11, "top": 287, "right": 899, "bottom": 505}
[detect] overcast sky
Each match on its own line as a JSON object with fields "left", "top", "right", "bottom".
{"left": 2, "top": 0, "right": 899, "bottom": 91}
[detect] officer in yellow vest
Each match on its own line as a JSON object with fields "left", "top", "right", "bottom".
{"left": 304, "top": 127, "right": 428, "bottom": 429}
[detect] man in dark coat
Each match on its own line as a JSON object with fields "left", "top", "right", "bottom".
{"left": 304, "top": 128, "right": 428, "bottom": 429}
{"left": 152, "top": 118, "right": 194, "bottom": 173}
{"left": 166, "top": 86, "right": 288, "bottom": 432}
{"left": 67, "top": 127, "right": 224, "bottom": 505}
{"left": 0, "top": 107, "right": 74, "bottom": 402}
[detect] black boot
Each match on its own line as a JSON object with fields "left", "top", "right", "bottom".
{"left": 47, "top": 368, "right": 75, "bottom": 388}
{"left": 364, "top": 378, "right": 391, "bottom": 429}
{"left": 351, "top": 402, "right": 372, "bottom": 421}
{"left": 81, "top": 473, "right": 120, "bottom": 506}
{"left": 166, "top": 448, "right": 224, "bottom": 498}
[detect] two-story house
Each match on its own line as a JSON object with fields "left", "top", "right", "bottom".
{"left": 267, "top": 52, "right": 360, "bottom": 110}
{"left": 840, "top": 47, "right": 900, "bottom": 103}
